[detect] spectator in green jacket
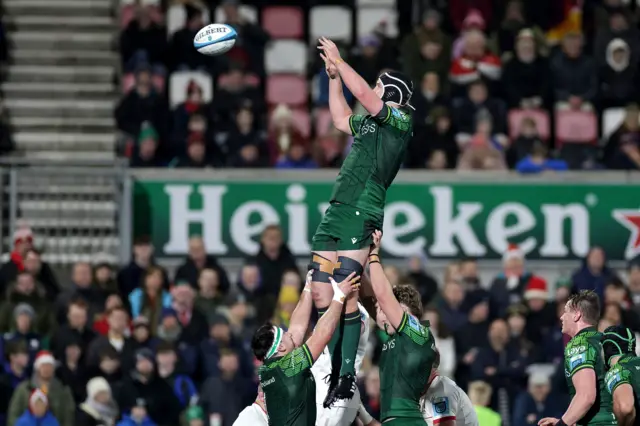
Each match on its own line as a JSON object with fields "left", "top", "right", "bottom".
{"left": 469, "top": 381, "right": 501, "bottom": 426}
{"left": 7, "top": 351, "right": 75, "bottom": 426}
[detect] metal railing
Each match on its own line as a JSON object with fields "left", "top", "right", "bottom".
{"left": 0, "top": 158, "right": 132, "bottom": 265}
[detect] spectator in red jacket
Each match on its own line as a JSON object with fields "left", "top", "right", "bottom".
{"left": 450, "top": 30, "right": 502, "bottom": 97}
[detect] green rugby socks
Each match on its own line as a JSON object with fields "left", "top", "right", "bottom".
{"left": 318, "top": 307, "right": 343, "bottom": 359}
{"left": 340, "top": 309, "right": 361, "bottom": 376}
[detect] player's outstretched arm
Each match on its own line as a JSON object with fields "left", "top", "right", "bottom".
{"left": 287, "top": 270, "right": 315, "bottom": 347}
{"left": 613, "top": 384, "right": 636, "bottom": 426}
{"left": 305, "top": 273, "right": 360, "bottom": 361}
{"left": 367, "top": 230, "right": 405, "bottom": 330}
{"left": 319, "top": 37, "right": 384, "bottom": 117}
{"left": 320, "top": 53, "right": 353, "bottom": 135}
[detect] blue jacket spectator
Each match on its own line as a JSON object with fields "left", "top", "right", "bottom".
{"left": 117, "top": 414, "right": 157, "bottom": 426}
{"left": 128, "top": 266, "right": 173, "bottom": 329}
{"left": 516, "top": 156, "right": 568, "bottom": 174}
{"left": 15, "top": 389, "right": 60, "bottom": 426}
{"left": 15, "top": 411, "right": 59, "bottom": 426}
{"left": 512, "top": 372, "right": 567, "bottom": 426}
{"left": 571, "top": 246, "right": 615, "bottom": 302}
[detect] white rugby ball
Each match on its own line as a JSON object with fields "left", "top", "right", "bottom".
{"left": 193, "top": 23, "right": 237, "bottom": 56}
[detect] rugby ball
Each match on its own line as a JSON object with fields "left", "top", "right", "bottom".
{"left": 193, "top": 23, "right": 237, "bottom": 56}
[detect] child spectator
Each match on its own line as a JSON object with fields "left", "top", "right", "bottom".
{"left": 15, "top": 389, "right": 59, "bottom": 426}
{"left": 515, "top": 141, "right": 568, "bottom": 174}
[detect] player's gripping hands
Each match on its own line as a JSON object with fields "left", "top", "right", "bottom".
{"left": 329, "top": 272, "right": 361, "bottom": 304}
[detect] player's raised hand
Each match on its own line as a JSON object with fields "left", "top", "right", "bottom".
{"left": 317, "top": 37, "right": 342, "bottom": 65}
{"left": 370, "top": 230, "right": 382, "bottom": 255}
{"left": 320, "top": 52, "right": 338, "bottom": 79}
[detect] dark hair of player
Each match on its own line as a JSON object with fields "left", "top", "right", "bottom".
{"left": 252, "top": 322, "right": 276, "bottom": 362}
{"left": 567, "top": 290, "right": 600, "bottom": 325}
{"left": 393, "top": 285, "right": 423, "bottom": 318}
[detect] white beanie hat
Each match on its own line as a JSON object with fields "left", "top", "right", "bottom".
{"left": 87, "top": 377, "right": 111, "bottom": 400}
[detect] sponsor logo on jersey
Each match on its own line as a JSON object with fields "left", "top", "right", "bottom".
{"left": 351, "top": 237, "right": 358, "bottom": 244}
{"left": 567, "top": 345, "right": 586, "bottom": 356}
{"left": 570, "top": 353, "right": 586, "bottom": 369}
{"left": 607, "top": 373, "right": 621, "bottom": 393}
{"left": 432, "top": 397, "right": 450, "bottom": 415}
{"left": 382, "top": 339, "right": 395, "bottom": 351}
{"left": 260, "top": 377, "right": 275, "bottom": 388}
{"left": 565, "top": 368, "right": 570, "bottom": 377}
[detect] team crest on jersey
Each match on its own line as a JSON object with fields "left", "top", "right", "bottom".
{"left": 432, "top": 397, "right": 450, "bottom": 415}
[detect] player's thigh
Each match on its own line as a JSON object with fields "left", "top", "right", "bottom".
{"left": 332, "top": 205, "right": 382, "bottom": 253}
{"left": 308, "top": 250, "right": 337, "bottom": 306}
{"left": 315, "top": 405, "right": 358, "bottom": 426}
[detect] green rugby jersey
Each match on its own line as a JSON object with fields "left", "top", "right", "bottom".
{"left": 330, "top": 104, "right": 413, "bottom": 216}
{"left": 605, "top": 355, "right": 640, "bottom": 426}
{"left": 379, "top": 312, "right": 436, "bottom": 422}
{"left": 565, "top": 327, "right": 617, "bottom": 425}
{"left": 258, "top": 344, "right": 316, "bottom": 426}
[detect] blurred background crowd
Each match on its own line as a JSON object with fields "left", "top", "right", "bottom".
{"left": 1, "top": 221, "right": 640, "bottom": 426}
{"left": 0, "top": 0, "right": 638, "bottom": 425}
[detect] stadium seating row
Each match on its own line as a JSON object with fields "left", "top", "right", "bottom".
{"left": 120, "top": 3, "right": 398, "bottom": 41}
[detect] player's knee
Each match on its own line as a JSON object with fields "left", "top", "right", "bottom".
{"left": 333, "top": 256, "right": 364, "bottom": 282}
{"left": 309, "top": 252, "right": 333, "bottom": 283}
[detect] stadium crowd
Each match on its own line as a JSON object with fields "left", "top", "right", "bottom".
{"left": 0, "top": 222, "right": 640, "bottom": 425}
{"left": 115, "top": 0, "right": 640, "bottom": 172}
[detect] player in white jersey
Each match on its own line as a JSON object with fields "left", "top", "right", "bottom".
{"left": 421, "top": 351, "right": 478, "bottom": 426}
{"left": 312, "top": 302, "right": 371, "bottom": 426}
{"left": 233, "top": 386, "right": 268, "bottom": 426}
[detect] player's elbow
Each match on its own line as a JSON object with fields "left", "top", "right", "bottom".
{"left": 615, "top": 396, "right": 635, "bottom": 418}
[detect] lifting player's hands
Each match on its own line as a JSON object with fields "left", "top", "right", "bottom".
{"left": 369, "top": 230, "right": 382, "bottom": 255}
{"left": 317, "top": 37, "right": 342, "bottom": 66}
{"left": 304, "top": 269, "right": 313, "bottom": 292}
{"left": 329, "top": 272, "right": 361, "bottom": 302}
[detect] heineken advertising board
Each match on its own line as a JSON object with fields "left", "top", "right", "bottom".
{"left": 133, "top": 180, "right": 640, "bottom": 261}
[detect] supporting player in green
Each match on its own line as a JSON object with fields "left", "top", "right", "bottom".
{"left": 251, "top": 272, "right": 359, "bottom": 426}
{"left": 539, "top": 291, "right": 616, "bottom": 426}
{"left": 309, "top": 36, "right": 416, "bottom": 409}
{"left": 602, "top": 325, "right": 638, "bottom": 426}
{"left": 364, "top": 230, "right": 435, "bottom": 425}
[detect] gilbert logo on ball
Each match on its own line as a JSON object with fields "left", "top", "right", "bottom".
{"left": 193, "top": 23, "right": 237, "bottom": 56}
